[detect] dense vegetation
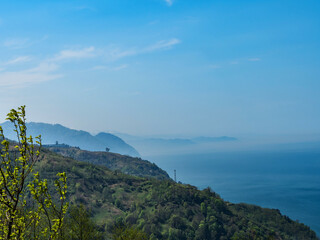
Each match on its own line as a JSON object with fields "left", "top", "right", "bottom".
{"left": 1, "top": 106, "right": 317, "bottom": 239}
{"left": 34, "top": 148, "right": 318, "bottom": 240}
{"left": 45, "top": 146, "right": 170, "bottom": 180}
{"left": 0, "top": 106, "right": 68, "bottom": 239}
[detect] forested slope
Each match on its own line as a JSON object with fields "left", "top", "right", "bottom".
{"left": 34, "top": 148, "right": 317, "bottom": 240}
{"left": 45, "top": 146, "right": 170, "bottom": 180}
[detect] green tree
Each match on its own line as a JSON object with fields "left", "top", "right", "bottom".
{"left": 111, "top": 222, "right": 148, "bottom": 240}
{"left": 0, "top": 106, "right": 68, "bottom": 240}
{"left": 65, "top": 204, "right": 102, "bottom": 240}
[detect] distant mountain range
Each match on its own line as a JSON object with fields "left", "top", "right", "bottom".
{"left": 0, "top": 122, "right": 139, "bottom": 157}
{"left": 0, "top": 121, "right": 239, "bottom": 157}
{"left": 114, "top": 133, "right": 238, "bottom": 156}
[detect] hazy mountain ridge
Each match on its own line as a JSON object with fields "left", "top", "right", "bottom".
{"left": 115, "top": 133, "right": 238, "bottom": 156}
{"left": 192, "top": 136, "right": 237, "bottom": 143}
{"left": 0, "top": 122, "right": 139, "bottom": 157}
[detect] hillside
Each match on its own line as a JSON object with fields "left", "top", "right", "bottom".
{"left": 34, "top": 148, "right": 317, "bottom": 240}
{"left": 0, "top": 121, "right": 139, "bottom": 157}
{"left": 45, "top": 145, "right": 170, "bottom": 180}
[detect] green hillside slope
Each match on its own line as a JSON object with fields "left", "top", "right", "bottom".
{"left": 34, "top": 148, "right": 317, "bottom": 240}
{"left": 45, "top": 146, "right": 170, "bottom": 180}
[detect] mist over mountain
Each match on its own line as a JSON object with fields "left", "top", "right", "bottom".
{"left": 115, "top": 132, "right": 320, "bottom": 157}
{"left": 114, "top": 133, "right": 238, "bottom": 156}
{"left": 0, "top": 122, "right": 139, "bottom": 157}
{"left": 192, "top": 136, "right": 237, "bottom": 143}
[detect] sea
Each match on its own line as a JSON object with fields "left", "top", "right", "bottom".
{"left": 147, "top": 150, "right": 320, "bottom": 236}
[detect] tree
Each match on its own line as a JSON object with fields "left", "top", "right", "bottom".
{"left": 65, "top": 204, "right": 102, "bottom": 240}
{"left": 0, "top": 106, "right": 68, "bottom": 239}
{"left": 111, "top": 223, "right": 148, "bottom": 240}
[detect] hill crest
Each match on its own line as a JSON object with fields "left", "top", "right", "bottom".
{"left": 0, "top": 121, "right": 139, "bottom": 157}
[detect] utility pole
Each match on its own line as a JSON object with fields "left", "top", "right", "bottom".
{"left": 174, "top": 169, "right": 176, "bottom": 182}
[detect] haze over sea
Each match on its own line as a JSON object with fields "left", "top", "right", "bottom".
{"left": 147, "top": 150, "right": 320, "bottom": 236}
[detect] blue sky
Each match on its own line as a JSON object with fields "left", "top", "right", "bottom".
{"left": 0, "top": 0, "right": 319, "bottom": 137}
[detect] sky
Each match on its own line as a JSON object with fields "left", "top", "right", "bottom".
{"left": 0, "top": 0, "right": 319, "bottom": 137}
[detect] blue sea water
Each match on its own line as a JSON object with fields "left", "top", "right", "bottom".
{"left": 147, "top": 151, "right": 320, "bottom": 236}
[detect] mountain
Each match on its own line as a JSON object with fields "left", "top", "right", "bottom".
{"left": 192, "top": 136, "right": 237, "bottom": 143}
{"left": 34, "top": 147, "right": 317, "bottom": 239}
{"left": 114, "top": 133, "right": 238, "bottom": 156}
{"left": 45, "top": 145, "right": 169, "bottom": 180}
{"left": 0, "top": 122, "right": 139, "bottom": 157}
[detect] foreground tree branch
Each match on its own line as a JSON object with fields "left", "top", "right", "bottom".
{"left": 0, "top": 106, "right": 68, "bottom": 240}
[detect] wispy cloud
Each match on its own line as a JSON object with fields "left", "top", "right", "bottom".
{"left": 91, "top": 64, "right": 128, "bottom": 71}
{"left": 113, "top": 64, "right": 128, "bottom": 71}
{"left": 107, "top": 38, "right": 181, "bottom": 61}
{"left": 3, "top": 38, "right": 29, "bottom": 49}
{"left": 0, "top": 62, "right": 61, "bottom": 88}
{"left": 51, "top": 46, "right": 96, "bottom": 61}
{"left": 145, "top": 38, "right": 180, "bottom": 52}
{"left": 3, "top": 36, "right": 49, "bottom": 50}
{"left": 4, "top": 56, "right": 32, "bottom": 65}
{"left": 27, "top": 62, "right": 59, "bottom": 73}
{"left": 248, "top": 58, "right": 261, "bottom": 62}
{"left": 0, "top": 38, "right": 180, "bottom": 88}
{"left": 165, "top": 0, "right": 173, "bottom": 6}
{"left": 108, "top": 48, "right": 137, "bottom": 61}
{"left": 48, "top": 39, "right": 180, "bottom": 64}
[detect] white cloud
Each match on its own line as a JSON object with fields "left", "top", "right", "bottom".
{"left": 113, "top": 64, "right": 128, "bottom": 71}
{"left": 108, "top": 48, "right": 137, "bottom": 61}
{"left": 165, "top": 0, "right": 173, "bottom": 6}
{"left": 4, "top": 56, "right": 32, "bottom": 65}
{"left": 47, "top": 39, "right": 180, "bottom": 64}
{"left": 0, "top": 62, "right": 61, "bottom": 88}
{"left": 3, "top": 38, "right": 29, "bottom": 49}
{"left": 91, "top": 64, "right": 128, "bottom": 71}
{"left": 3, "top": 36, "right": 48, "bottom": 50}
{"left": 106, "top": 38, "right": 181, "bottom": 61}
{"left": 248, "top": 58, "right": 261, "bottom": 62}
{"left": 144, "top": 38, "right": 181, "bottom": 52}
{"left": 52, "top": 46, "right": 96, "bottom": 61}
{"left": 26, "top": 62, "right": 59, "bottom": 73}
{"left": 0, "top": 38, "right": 180, "bottom": 88}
